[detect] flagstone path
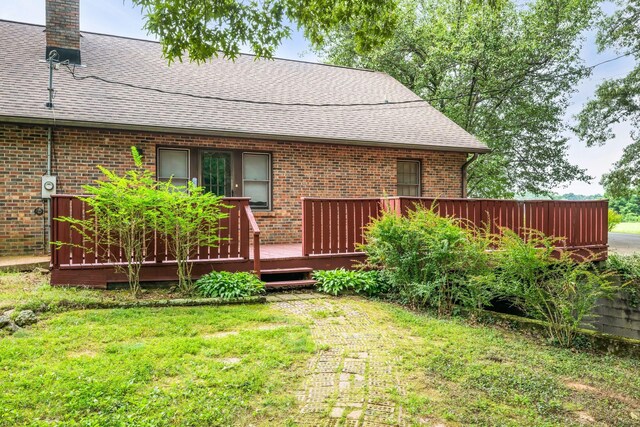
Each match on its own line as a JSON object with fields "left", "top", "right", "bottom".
{"left": 269, "top": 294, "right": 406, "bottom": 427}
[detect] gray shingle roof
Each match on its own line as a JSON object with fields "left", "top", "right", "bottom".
{"left": 0, "top": 20, "right": 489, "bottom": 153}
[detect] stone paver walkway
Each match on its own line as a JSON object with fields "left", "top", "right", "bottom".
{"left": 271, "top": 296, "right": 406, "bottom": 427}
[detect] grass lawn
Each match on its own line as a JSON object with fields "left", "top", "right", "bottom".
{"left": 0, "top": 270, "right": 189, "bottom": 312}
{"left": 1, "top": 272, "right": 640, "bottom": 426}
{"left": 377, "top": 302, "right": 640, "bottom": 426}
{"left": 0, "top": 304, "right": 314, "bottom": 426}
{"left": 612, "top": 222, "right": 640, "bottom": 234}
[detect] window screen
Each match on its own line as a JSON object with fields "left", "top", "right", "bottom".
{"left": 158, "top": 148, "right": 189, "bottom": 187}
{"left": 243, "top": 153, "right": 271, "bottom": 210}
{"left": 397, "top": 160, "right": 420, "bottom": 196}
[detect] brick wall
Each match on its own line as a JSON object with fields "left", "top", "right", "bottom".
{"left": 46, "top": 0, "right": 80, "bottom": 50}
{"left": 0, "top": 123, "right": 467, "bottom": 256}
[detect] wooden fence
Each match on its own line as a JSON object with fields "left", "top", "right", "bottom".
{"left": 302, "top": 197, "right": 608, "bottom": 259}
{"left": 51, "top": 195, "right": 261, "bottom": 272}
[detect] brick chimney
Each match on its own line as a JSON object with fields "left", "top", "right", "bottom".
{"left": 46, "top": 0, "right": 81, "bottom": 64}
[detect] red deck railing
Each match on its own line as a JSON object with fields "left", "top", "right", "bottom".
{"left": 51, "top": 195, "right": 261, "bottom": 273}
{"left": 302, "top": 198, "right": 382, "bottom": 256}
{"left": 302, "top": 197, "right": 608, "bottom": 258}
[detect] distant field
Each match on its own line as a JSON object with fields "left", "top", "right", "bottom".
{"left": 611, "top": 222, "right": 640, "bottom": 234}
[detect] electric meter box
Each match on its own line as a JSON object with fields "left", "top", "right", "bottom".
{"left": 41, "top": 175, "right": 57, "bottom": 199}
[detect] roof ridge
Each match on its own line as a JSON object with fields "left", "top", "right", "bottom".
{"left": 0, "top": 18, "right": 377, "bottom": 74}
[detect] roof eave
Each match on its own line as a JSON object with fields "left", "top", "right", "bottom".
{"left": 0, "top": 116, "right": 492, "bottom": 154}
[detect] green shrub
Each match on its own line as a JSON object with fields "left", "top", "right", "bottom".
{"left": 153, "top": 182, "right": 227, "bottom": 295}
{"left": 195, "top": 271, "right": 265, "bottom": 299}
{"left": 608, "top": 209, "right": 623, "bottom": 231}
{"left": 622, "top": 213, "right": 640, "bottom": 222}
{"left": 313, "top": 269, "right": 389, "bottom": 296}
{"left": 361, "top": 205, "right": 494, "bottom": 316}
{"left": 606, "top": 253, "right": 640, "bottom": 307}
{"left": 55, "top": 147, "right": 160, "bottom": 296}
{"left": 492, "top": 229, "right": 617, "bottom": 347}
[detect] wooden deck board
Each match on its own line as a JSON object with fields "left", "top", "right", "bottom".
{"left": 250, "top": 243, "right": 303, "bottom": 260}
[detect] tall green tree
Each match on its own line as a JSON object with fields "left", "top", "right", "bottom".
{"left": 318, "top": 0, "right": 599, "bottom": 197}
{"left": 131, "top": 0, "right": 399, "bottom": 61}
{"left": 576, "top": 0, "right": 640, "bottom": 198}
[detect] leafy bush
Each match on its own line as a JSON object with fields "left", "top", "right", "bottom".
{"left": 621, "top": 213, "right": 640, "bottom": 222}
{"left": 361, "top": 205, "right": 494, "bottom": 315}
{"left": 608, "top": 209, "right": 623, "bottom": 231}
{"left": 55, "top": 147, "right": 228, "bottom": 297}
{"left": 153, "top": 181, "right": 227, "bottom": 294}
{"left": 313, "top": 269, "right": 389, "bottom": 296}
{"left": 492, "top": 229, "right": 617, "bottom": 347}
{"left": 55, "top": 147, "right": 160, "bottom": 296}
{"left": 360, "top": 204, "right": 618, "bottom": 347}
{"left": 606, "top": 253, "right": 640, "bottom": 307}
{"left": 195, "top": 271, "right": 265, "bottom": 299}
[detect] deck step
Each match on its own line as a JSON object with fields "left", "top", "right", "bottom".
{"left": 260, "top": 267, "right": 314, "bottom": 275}
{"left": 265, "top": 279, "right": 317, "bottom": 290}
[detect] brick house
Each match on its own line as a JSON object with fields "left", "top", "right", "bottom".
{"left": 0, "top": 0, "right": 489, "bottom": 257}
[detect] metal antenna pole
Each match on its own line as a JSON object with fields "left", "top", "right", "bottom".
{"left": 46, "top": 50, "right": 58, "bottom": 109}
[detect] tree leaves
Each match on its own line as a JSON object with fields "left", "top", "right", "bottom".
{"left": 576, "top": 0, "right": 640, "bottom": 196}
{"left": 319, "top": 0, "right": 598, "bottom": 197}
{"left": 131, "top": 0, "right": 399, "bottom": 62}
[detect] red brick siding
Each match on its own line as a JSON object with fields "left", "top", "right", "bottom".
{"left": 0, "top": 123, "right": 467, "bottom": 256}
{"left": 46, "top": 0, "right": 80, "bottom": 50}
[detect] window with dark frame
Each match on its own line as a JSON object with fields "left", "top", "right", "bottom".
{"left": 397, "top": 160, "right": 421, "bottom": 196}
{"left": 242, "top": 152, "right": 271, "bottom": 210}
{"left": 157, "top": 148, "right": 190, "bottom": 187}
{"left": 156, "top": 147, "right": 272, "bottom": 210}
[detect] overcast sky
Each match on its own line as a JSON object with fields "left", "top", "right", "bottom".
{"left": 1, "top": 0, "right": 635, "bottom": 196}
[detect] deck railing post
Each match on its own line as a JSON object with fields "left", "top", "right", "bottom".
{"left": 253, "top": 233, "right": 261, "bottom": 277}
{"left": 243, "top": 204, "right": 261, "bottom": 277}
{"left": 240, "top": 200, "right": 249, "bottom": 260}
{"left": 51, "top": 195, "right": 59, "bottom": 269}
{"left": 302, "top": 198, "right": 312, "bottom": 256}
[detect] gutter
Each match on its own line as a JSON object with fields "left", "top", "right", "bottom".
{"left": 461, "top": 153, "right": 479, "bottom": 198}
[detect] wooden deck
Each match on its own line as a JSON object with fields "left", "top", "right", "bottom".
{"left": 50, "top": 242, "right": 365, "bottom": 288}
{"left": 249, "top": 243, "right": 302, "bottom": 259}
{"left": 49, "top": 195, "right": 608, "bottom": 288}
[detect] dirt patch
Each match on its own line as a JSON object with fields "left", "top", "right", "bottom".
{"left": 67, "top": 349, "right": 98, "bottom": 358}
{"left": 202, "top": 331, "right": 239, "bottom": 339}
{"left": 254, "top": 323, "right": 288, "bottom": 331}
{"left": 218, "top": 357, "right": 242, "bottom": 365}
{"left": 565, "top": 381, "right": 640, "bottom": 407}
{"left": 576, "top": 411, "right": 596, "bottom": 424}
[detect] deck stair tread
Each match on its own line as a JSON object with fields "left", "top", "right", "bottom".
{"left": 265, "top": 279, "right": 317, "bottom": 289}
{"left": 260, "top": 267, "right": 314, "bottom": 275}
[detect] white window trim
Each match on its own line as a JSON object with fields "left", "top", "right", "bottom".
{"left": 242, "top": 152, "right": 272, "bottom": 211}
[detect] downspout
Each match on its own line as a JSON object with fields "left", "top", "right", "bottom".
{"left": 45, "top": 50, "right": 56, "bottom": 252}
{"left": 47, "top": 128, "right": 52, "bottom": 176}
{"left": 46, "top": 127, "right": 52, "bottom": 250}
{"left": 461, "top": 153, "right": 479, "bottom": 198}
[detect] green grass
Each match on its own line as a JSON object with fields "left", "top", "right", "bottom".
{"left": 0, "top": 304, "right": 314, "bottom": 426}
{"left": 378, "top": 302, "right": 640, "bottom": 426}
{"left": 2, "top": 271, "right": 640, "bottom": 426}
{"left": 612, "top": 222, "right": 640, "bottom": 234}
{"left": 0, "top": 271, "right": 200, "bottom": 313}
